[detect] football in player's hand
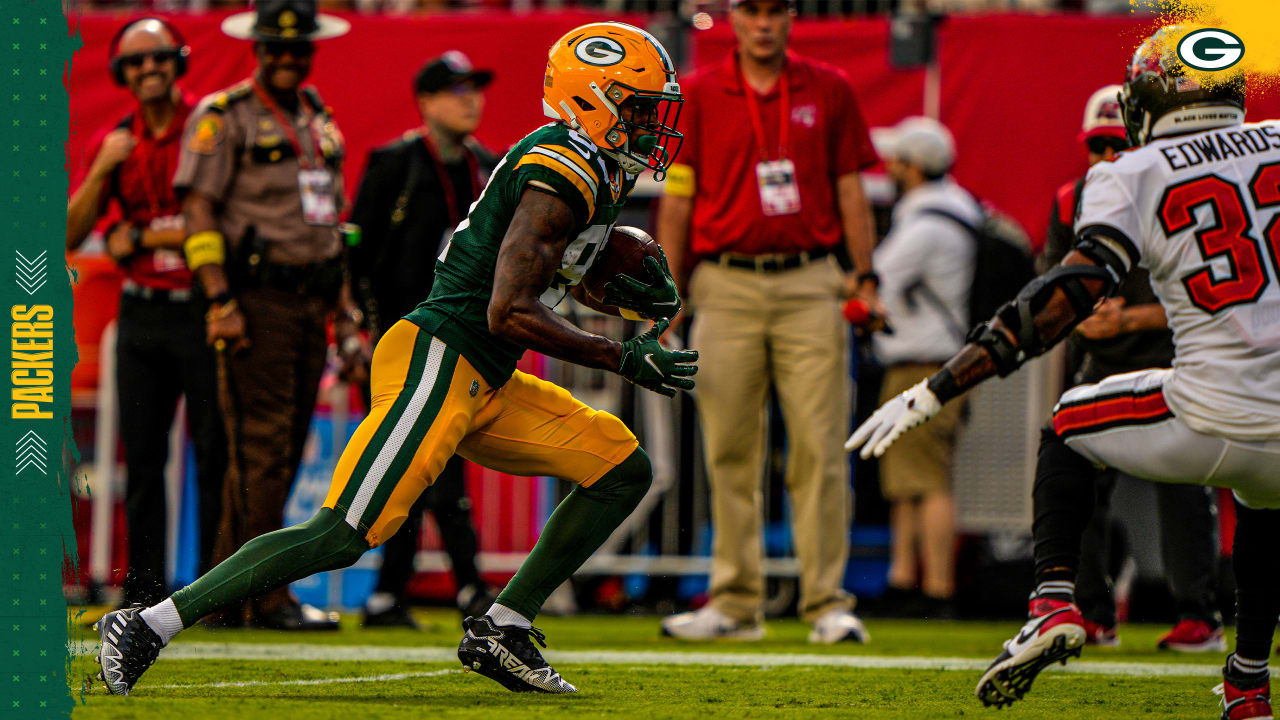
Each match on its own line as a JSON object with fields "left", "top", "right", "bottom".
{"left": 580, "top": 226, "right": 666, "bottom": 319}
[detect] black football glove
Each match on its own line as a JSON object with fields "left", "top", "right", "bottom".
{"left": 602, "top": 252, "right": 682, "bottom": 321}
{"left": 616, "top": 318, "right": 699, "bottom": 397}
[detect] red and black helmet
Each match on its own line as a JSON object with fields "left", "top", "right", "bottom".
{"left": 1120, "top": 26, "right": 1244, "bottom": 146}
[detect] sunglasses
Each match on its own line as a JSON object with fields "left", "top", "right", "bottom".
{"left": 117, "top": 49, "right": 180, "bottom": 69}
{"left": 261, "top": 41, "right": 315, "bottom": 58}
{"left": 1086, "top": 136, "right": 1128, "bottom": 154}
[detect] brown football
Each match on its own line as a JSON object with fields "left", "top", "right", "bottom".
{"left": 579, "top": 226, "right": 664, "bottom": 311}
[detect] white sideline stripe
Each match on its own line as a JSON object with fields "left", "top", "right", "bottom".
{"left": 149, "top": 668, "right": 460, "bottom": 690}
{"left": 83, "top": 642, "right": 1223, "bottom": 678}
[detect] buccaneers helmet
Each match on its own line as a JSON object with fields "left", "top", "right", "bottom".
{"left": 544, "top": 22, "right": 683, "bottom": 177}
{"left": 1120, "top": 26, "right": 1245, "bottom": 146}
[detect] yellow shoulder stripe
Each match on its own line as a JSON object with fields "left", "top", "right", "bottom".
{"left": 515, "top": 155, "right": 596, "bottom": 222}
{"left": 537, "top": 145, "right": 598, "bottom": 180}
{"left": 664, "top": 163, "right": 695, "bottom": 198}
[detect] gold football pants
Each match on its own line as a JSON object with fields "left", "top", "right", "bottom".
{"left": 323, "top": 320, "right": 639, "bottom": 547}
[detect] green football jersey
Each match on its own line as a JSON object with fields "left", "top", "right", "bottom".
{"left": 405, "top": 122, "right": 638, "bottom": 388}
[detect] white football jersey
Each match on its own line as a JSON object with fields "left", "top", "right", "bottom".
{"left": 1075, "top": 119, "right": 1280, "bottom": 439}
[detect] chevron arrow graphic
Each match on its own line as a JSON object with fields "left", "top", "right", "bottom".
{"left": 15, "top": 430, "right": 48, "bottom": 475}
{"left": 15, "top": 249, "right": 48, "bottom": 296}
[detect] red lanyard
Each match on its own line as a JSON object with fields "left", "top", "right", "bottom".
{"left": 421, "top": 133, "right": 480, "bottom": 226}
{"left": 740, "top": 60, "right": 789, "bottom": 161}
{"left": 252, "top": 79, "right": 322, "bottom": 169}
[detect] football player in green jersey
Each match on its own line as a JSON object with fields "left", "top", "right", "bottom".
{"left": 95, "top": 21, "right": 695, "bottom": 697}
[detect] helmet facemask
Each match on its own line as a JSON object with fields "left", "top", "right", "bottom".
{"left": 595, "top": 82, "right": 684, "bottom": 179}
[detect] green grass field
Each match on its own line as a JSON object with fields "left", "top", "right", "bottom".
{"left": 68, "top": 610, "right": 1234, "bottom": 719}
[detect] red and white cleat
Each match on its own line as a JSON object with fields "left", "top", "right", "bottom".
{"left": 975, "top": 597, "right": 1086, "bottom": 708}
{"left": 1083, "top": 618, "right": 1119, "bottom": 648}
{"left": 1216, "top": 670, "right": 1273, "bottom": 720}
{"left": 1159, "top": 618, "right": 1227, "bottom": 652}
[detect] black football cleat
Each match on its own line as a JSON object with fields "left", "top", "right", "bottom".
{"left": 94, "top": 606, "right": 162, "bottom": 696}
{"left": 457, "top": 615, "right": 577, "bottom": 693}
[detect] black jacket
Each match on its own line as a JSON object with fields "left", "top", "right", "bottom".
{"left": 349, "top": 129, "right": 497, "bottom": 336}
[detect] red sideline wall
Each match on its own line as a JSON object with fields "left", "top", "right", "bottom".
{"left": 69, "top": 12, "right": 1280, "bottom": 242}
{"left": 691, "top": 14, "right": 1280, "bottom": 244}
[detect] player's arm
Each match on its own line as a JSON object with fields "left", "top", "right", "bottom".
{"left": 846, "top": 236, "right": 1130, "bottom": 458}
{"left": 490, "top": 188, "right": 698, "bottom": 395}
{"left": 489, "top": 188, "right": 623, "bottom": 370}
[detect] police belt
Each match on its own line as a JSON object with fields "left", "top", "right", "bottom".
{"left": 248, "top": 256, "right": 344, "bottom": 299}
{"left": 704, "top": 246, "right": 831, "bottom": 273}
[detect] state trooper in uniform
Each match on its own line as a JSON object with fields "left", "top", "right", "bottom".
{"left": 174, "top": 0, "right": 351, "bottom": 630}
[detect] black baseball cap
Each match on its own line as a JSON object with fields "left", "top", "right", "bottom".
{"left": 414, "top": 51, "right": 494, "bottom": 94}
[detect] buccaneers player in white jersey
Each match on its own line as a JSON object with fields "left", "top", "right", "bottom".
{"left": 847, "top": 27, "right": 1280, "bottom": 720}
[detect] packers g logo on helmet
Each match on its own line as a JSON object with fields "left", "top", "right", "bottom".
{"left": 574, "top": 37, "right": 626, "bottom": 67}
{"left": 544, "top": 22, "right": 684, "bottom": 178}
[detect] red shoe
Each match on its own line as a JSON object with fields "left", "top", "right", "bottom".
{"left": 1217, "top": 670, "right": 1272, "bottom": 720}
{"left": 1083, "top": 619, "right": 1119, "bottom": 648}
{"left": 975, "top": 597, "right": 1086, "bottom": 708}
{"left": 1160, "top": 619, "right": 1227, "bottom": 653}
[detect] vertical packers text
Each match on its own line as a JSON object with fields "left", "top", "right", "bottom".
{"left": 12, "top": 305, "right": 53, "bottom": 420}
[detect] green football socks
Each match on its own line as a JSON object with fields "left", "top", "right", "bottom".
{"left": 170, "top": 508, "right": 369, "bottom": 627}
{"left": 494, "top": 447, "right": 653, "bottom": 621}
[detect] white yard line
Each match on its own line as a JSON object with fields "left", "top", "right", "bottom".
{"left": 80, "top": 642, "right": 1223, "bottom": 678}
{"left": 149, "top": 668, "right": 460, "bottom": 690}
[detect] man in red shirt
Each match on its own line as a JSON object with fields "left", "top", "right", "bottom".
{"left": 67, "top": 17, "right": 225, "bottom": 608}
{"left": 658, "top": 0, "right": 880, "bottom": 642}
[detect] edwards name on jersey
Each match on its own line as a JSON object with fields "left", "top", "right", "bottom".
{"left": 406, "top": 122, "right": 638, "bottom": 388}
{"left": 1075, "top": 119, "right": 1280, "bottom": 438}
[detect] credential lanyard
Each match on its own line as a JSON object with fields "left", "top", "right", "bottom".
{"left": 741, "top": 62, "right": 789, "bottom": 161}
{"left": 421, "top": 134, "right": 480, "bottom": 226}
{"left": 252, "top": 79, "right": 322, "bottom": 169}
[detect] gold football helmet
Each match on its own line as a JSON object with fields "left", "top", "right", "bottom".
{"left": 544, "top": 22, "right": 683, "bottom": 177}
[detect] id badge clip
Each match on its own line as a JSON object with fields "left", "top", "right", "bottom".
{"left": 756, "top": 159, "right": 801, "bottom": 217}
{"left": 298, "top": 168, "right": 338, "bottom": 226}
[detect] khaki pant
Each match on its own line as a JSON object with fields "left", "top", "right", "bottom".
{"left": 878, "top": 363, "right": 965, "bottom": 501}
{"left": 689, "top": 257, "right": 854, "bottom": 623}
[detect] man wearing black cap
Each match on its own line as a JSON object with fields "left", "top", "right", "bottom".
{"left": 347, "top": 51, "right": 499, "bottom": 627}
{"left": 170, "top": 0, "right": 350, "bottom": 631}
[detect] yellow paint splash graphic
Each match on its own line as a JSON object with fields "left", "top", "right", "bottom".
{"left": 1129, "top": 0, "right": 1280, "bottom": 91}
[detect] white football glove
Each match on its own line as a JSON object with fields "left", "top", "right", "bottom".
{"left": 844, "top": 379, "right": 942, "bottom": 459}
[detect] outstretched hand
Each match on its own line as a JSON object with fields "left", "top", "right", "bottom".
{"left": 844, "top": 380, "right": 941, "bottom": 459}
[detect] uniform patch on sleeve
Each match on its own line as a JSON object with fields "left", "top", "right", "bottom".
{"left": 189, "top": 114, "right": 224, "bottom": 155}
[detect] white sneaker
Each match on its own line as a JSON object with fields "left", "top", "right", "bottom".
{"left": 660, "top": 605, "right": 765, "bottom": 641}
{"left": 809, "top": 608, "right": 870, "bottom": 644}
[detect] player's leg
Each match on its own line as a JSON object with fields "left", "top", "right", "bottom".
{"left": 95, "top": 323, "right": 481, "bottom": 695}
{"left": 978, "top": 369, "right": 1219, "bottom": 707}
{"left": 454, "top": 371, "right": 649, "bottom": 692}
{"left": 1219, "top": 498, "right": 1280, "bottom": 719}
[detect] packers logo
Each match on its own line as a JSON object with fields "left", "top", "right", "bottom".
{"left": 1177, "top": 28, "right": 1244, "bottom": 72}
{"left": 574, "top": 36, "right": 625, "bottom": 67}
